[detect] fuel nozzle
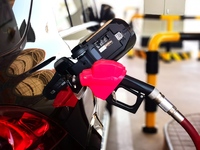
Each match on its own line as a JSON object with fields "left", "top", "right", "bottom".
{"left": 79, "top": 59, "right": 153, "bottom": 113}
{"left": 79, "top": 59, "right": 126, "bottom": 100}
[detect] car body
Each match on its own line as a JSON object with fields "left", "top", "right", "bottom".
{"left": 0, "top": 0, "right": 112, "bottom": 149}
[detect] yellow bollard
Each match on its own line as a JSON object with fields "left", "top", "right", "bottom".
{"left": 144, "top": 32, "right": 180, "bottom": 133}
{"left": 127, "top": 49, "right": 135, "bottom": 58}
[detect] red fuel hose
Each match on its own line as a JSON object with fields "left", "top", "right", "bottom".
{"left": 180, "top": 118, "right": 200, "bottom": 150}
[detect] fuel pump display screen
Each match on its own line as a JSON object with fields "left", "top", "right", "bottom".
{"left": 94, "top": 34, "right": 112, "bottom": 52}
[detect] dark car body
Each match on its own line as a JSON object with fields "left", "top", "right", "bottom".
{"left": 0, "top": 0, "right": 111, "bottom": 149}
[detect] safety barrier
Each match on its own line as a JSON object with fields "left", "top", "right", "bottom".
{"left": 143, "top": 32, "right": 200, "bottom": 133}
{"left": 130, "top": 14, "right": 200, "bottom": 31}
{"left": 127, "top": 14, "right": 200, "bottom": 60}
{"left": 132, "top": 49, "right": 191, "bottom": 61}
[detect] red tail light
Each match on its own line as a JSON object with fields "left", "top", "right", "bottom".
{"left": 0, "top": 105, "right": 67, "bottom": 150}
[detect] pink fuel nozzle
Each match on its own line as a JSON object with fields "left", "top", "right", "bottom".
{"left": 79, "top": 59, "right": 126, "bottom": 100}
{"left": 79, "top": 59, "right": 154, "bottom": 113}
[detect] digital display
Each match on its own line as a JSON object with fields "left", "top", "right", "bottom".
{"left": 94, "top": 34, "right": 113, "bottom": 52}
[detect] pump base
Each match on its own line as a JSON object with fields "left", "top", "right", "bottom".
{"left": 142, "top": 126, "right": 157, "bottom": 134}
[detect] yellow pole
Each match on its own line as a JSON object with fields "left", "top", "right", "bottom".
{"left": 148, "top": 32, "right": 180, "bottom": 50}
{"left": 160, "top": 15, "right": 180, "bottom": 62}
{"left": 167, "top": 19, "right": 173, "bottom": 31}
{"left": 145, "top": 32, "right": 180, "bottom": 131}
{"left": 127, "top": 14, "right": 144, "bottom": 57}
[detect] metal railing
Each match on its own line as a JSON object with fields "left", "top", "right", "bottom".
{"left": 144, "top": 32, "right": 200, "bottom": 133}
